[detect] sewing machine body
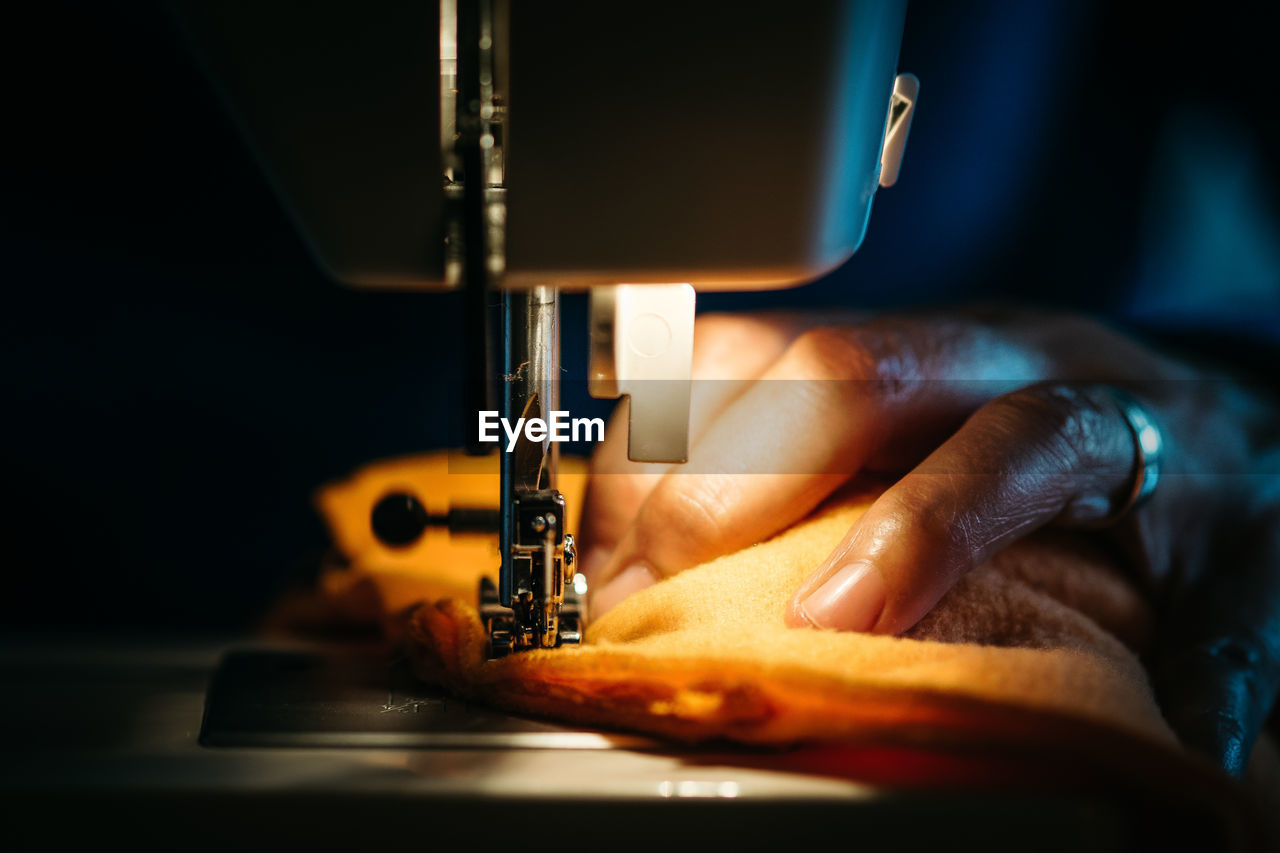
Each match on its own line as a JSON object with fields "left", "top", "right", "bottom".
{"left": 174, "top": 0, "right": 908, "bottom": 291}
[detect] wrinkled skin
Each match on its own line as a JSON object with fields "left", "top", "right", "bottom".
{"left": 579, "top": 309, "right": 1280, "bottom": 776}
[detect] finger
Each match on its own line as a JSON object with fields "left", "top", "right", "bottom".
{"left": 788, "top": 382, "right": 1138, "bottom": 635}
{"left": 578, "top": 314, "right": 804, "bottom": 578}
{"left": 590, "top": 323, "right": 1039, "bottom": 613}
{"left": 1154, "top": 500, "right": 1280, "bottom": 775}
{"left": 576, "top": 400, "right": 667, "bottom": 579}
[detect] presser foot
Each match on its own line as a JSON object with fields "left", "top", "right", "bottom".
{"left": 479, "top": 575, "right": 583, "bottom": 659}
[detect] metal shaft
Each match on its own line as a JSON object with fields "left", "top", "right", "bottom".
{"left": 499, "top": 285, "right": 560, "bottom": 608}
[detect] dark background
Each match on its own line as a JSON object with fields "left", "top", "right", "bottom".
{"left": 2, "top": 1, "right": 1277, "bottom": 630}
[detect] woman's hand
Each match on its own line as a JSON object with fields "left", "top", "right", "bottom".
{"left": 578, "top": 308, "right": 1280, "bottom": 775}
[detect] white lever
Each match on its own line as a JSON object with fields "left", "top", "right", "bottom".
{"left": 879, "top": 73, "right": 918, "bottom": 188}
{"left": 588, "top": 284, "right": 695, "bottom": 463}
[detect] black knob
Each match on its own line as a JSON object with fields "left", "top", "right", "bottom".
{"left": 371, "top": 492, "right": 429, "bottom": 548}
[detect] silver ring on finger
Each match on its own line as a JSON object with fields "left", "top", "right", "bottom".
{"left": 1100, "top": 386, "right": 1163, "bottom": 523}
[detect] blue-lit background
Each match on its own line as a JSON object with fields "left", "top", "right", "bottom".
{"left": 1, "top": 0, "right": 1276, "bottom": 628}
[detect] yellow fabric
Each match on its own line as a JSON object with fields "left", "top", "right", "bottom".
{"left": 298, "top": 452, "right": 1280, "bottom": 844}
{"left": 311, "top": 452, "right": 1173, "bottom": 752}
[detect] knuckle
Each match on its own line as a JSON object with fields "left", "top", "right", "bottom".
{"left": 1199, "top": 632, "right": 1277, "bottom": 686}
{"left": 635, "top": 478, "right": 736, "bottom": 574}
{"left": 786, "top": 327, "right": 879, "bottom": 382}
{"left": 993, "top": 383, "right": 1111, "bottom": 468}
{"left": 589, "top": 472, "right": 656, "bottom": 515}
{"left": 1166, "top": 630, "right": 1280, "bottom": 710}
{"left": 783, "top": 326, "right": 921, "bottom": 411}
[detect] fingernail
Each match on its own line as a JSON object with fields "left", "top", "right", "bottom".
{"left": 591, "top": 563, "right": 657, "bottom": 617}
{"left": 798, "top": 561, "right": 886, "bottom": 632}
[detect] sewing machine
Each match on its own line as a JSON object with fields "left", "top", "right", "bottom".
{"left": 173, "top": 0, "right": 917, "bottom": 655}
{"left": 1, "top": 6, "right": 1253, "bottom": 847}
